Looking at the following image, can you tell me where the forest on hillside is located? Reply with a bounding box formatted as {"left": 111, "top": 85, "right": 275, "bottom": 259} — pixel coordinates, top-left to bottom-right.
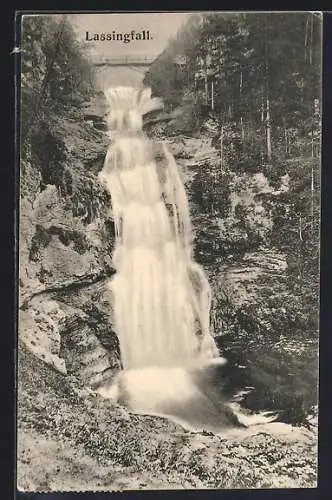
{"left": 20, "top": 15, "right": 111, "bottom": 227}
{"left": 144, "top": 12, "right": 321, "bottom": 423}
{"left": 21, "top": 15, "right": 96, "bottom": 191}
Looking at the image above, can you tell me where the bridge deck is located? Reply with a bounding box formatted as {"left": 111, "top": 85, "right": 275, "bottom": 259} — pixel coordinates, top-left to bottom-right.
{"left": 94, "top": 61, "right": 152, "bottom": 67}
{"left": 91, "top": 55, "right": 157, "bottom": 67}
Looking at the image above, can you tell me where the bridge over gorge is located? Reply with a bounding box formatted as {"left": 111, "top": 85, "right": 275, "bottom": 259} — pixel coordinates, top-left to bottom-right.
{"left": 91, "top": 54, "right": 158, "bottom": 89}
{"left": 92, "top": 54, "right": 157, "bottom": 67}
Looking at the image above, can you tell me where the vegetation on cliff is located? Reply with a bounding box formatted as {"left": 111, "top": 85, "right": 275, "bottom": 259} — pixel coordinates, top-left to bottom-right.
{"left": 144, "top": 12, "right": 321, "bottom": 424}
{"left": 19, "top": 15, "right": 118, "bottom": 384}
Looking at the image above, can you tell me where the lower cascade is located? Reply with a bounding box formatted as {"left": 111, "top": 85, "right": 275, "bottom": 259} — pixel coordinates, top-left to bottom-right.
{"left": 98, "top": 86, "right": 239, "bottom": 432}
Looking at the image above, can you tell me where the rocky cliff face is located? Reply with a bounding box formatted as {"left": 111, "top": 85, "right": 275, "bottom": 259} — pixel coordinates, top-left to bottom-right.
{"left": 145, "top": 121, "right": 318, "bottom": 424}
{"left": 19, "top": 94, "right": 121, "bottom": 388}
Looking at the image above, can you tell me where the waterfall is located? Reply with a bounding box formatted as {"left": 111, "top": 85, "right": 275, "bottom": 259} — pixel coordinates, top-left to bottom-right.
{"left": 98, "top": 86, "right": 233, "bottom": 432}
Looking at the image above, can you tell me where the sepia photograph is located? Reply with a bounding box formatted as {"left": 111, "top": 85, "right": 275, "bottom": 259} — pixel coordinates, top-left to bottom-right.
{"left": 17, "top": 11, "right": 321, "bottom": 491}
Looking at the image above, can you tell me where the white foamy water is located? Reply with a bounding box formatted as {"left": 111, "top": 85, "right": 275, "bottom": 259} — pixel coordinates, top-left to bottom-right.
{"left": 98, "top": 86, "right": 232, "bottom": 431}
{"left": 98, "top": 365, "right": 237, "bottom": 434}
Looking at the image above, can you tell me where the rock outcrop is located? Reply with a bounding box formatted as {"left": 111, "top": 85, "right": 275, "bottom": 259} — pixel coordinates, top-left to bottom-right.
{"left": 19, "top": 94, "right": 121, "bottom": 386}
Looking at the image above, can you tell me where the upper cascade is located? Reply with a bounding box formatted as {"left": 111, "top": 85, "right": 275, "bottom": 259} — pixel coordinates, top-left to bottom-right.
{"left": 104, "top": 86, "right": 164, "bottom": 133}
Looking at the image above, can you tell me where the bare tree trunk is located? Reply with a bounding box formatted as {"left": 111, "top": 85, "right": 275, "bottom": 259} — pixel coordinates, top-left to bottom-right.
{"left": 309, "top": 13, "right": 314, "bottom": 65}
{"left": 261, "top": 96, "right": 265, "bottom": 124}
{"left": 311, "top": 101, "right": 315, "bottom": 231}
{"left": 249, "top": 115, "right": 253, "bottom": 145}
{"left": 211, "top": 80, "right": 214, "bottom": 111}
{"left": 239, "top": 70, "right": 244, "bottom": 141}
{"left": 204, "top": 74, "right": 208, "bottom": 105}
{"left": 240, "top": 116, "right": 245, "bottom": 142}
{"left": 266, "top": 97, "right": 272, "bottom": 160}
{"left": 264, "top": 15, "right": 272, "bottom": 162}
{"left": 304, "top": 15, "right": 309, "bottom": 63}
{"left": 260, "top": 96, "right": 265, "bottom": 162}
{"left": 311, "top": 164, "right": 314, "bottom": 231}
{"left": 240, "top": 71, "right": 243, "bottom": 95}
{"left": 220, "top": 125, "right": 224, "bottom": 170}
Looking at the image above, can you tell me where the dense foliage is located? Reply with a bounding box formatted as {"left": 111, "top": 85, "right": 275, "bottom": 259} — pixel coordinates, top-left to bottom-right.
{"left": 20, "top": 15, "right": 111, "bottom": 224}
{"left": 145, "top": 12, "right": 321, "bottom": 423}
{"left": 21, "top": 15, "right": 95, "bottom": 173}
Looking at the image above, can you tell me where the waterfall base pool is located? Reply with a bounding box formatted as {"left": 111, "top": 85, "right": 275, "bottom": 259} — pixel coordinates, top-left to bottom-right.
{"left": 96, "top": 360, "right": 246, "bottom": 434}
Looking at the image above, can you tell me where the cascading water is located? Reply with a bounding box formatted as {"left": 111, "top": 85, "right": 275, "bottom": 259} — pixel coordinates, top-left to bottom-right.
{"left": 98, "top": 86, "right": 241, "bottom": 433}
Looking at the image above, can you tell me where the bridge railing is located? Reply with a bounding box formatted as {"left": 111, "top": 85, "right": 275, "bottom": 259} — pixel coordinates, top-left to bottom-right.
{"left": 91, "top": 54, "right": 157, "bottom": 65}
